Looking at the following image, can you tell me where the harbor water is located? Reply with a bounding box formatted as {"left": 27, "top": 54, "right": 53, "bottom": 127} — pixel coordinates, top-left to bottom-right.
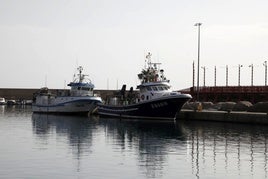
{"left": 1, "top": 106, "right": 268, "bottom": 178}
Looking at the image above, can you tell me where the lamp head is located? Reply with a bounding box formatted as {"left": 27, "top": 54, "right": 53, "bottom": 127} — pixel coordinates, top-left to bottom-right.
{"left": 194, "top": 23, "right": 202, "bottom": 26}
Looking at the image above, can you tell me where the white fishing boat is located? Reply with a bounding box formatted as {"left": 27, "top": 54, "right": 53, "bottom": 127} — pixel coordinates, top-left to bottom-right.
{"left": 32, "top": 66, "right": 102, "bottom": 115}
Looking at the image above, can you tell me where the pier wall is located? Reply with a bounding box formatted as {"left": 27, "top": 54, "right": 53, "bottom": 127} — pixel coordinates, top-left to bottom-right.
{"left": 0, "top": 88, "right": 37, "bottom": 100}
{"left": 178, "top": 110, "right": 268, "bottom": 124}
{"left": 0, "top": 88, "right": 117, "bottom": 100}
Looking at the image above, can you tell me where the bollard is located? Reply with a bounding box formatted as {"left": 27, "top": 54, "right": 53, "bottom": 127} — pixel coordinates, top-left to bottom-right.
{"left": 197, "top": 102, "right": 203, "bottom": 112}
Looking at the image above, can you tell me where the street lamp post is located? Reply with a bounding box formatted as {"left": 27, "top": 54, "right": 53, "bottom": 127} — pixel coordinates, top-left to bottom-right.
{"left": 214, "top": 66, "right": 217, "bottom": 87}
{"left": 238, "top": 64, "right": 243, "bottom": 86}
{"left": 194, "top": 23, "right": 202, "bottom": 101}
{"left": 201, "top": 66, "right": 206, "bottom": 87}
{"left": 226, "top": 65, "right": 228, "bottom": 86}
{"left": 192, "top": 61, "right": 195, "bottom": 88}
{"left": 249, "top": 64, "right": 254, "bottom": 86}
{"left": 264, "top": 61, "right": 267, "bottom": 86}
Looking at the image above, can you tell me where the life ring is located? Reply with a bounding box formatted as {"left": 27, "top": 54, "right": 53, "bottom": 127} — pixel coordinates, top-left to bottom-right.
{"left": 141, "top": 95, "right": 145, "bottom": 100}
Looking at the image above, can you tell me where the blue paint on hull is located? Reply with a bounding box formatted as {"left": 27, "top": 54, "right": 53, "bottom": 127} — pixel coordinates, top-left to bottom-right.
{"left": 98, "top": 96, "right": 190, "bottom": 120}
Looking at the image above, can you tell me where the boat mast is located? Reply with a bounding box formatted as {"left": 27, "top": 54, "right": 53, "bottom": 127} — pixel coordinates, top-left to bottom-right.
{"left": 145, "top": 52, "right": 152, "bottom": 69}
{"left": 77, "top": 66, "right": 83, "bottom": 83}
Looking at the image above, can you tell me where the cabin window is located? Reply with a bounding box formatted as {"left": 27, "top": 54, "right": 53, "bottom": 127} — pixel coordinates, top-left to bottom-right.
{"left": 158, "top": 86, "right": 164, "bottom": 91}
{"left": 81, "top": 87, "right": 89, "bottom": 91}
{"left": 146, "top": 87, "right": 152, "bottom": 91}
{"left": 146, "top": 96, "right": 149, "bottom": 100}
{"left": 78, "top": 87, "right": 81, "bottom": 90}
{"left": 161, "top": 86, "right": 169, "bottom": 90}
{"left": 152, "top": 86, "right": 158, "bottom": 91}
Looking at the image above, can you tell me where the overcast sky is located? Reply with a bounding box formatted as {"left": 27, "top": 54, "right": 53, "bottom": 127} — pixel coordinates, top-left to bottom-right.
{"left": 0, "top": 0, "right": 267, "bottom": 90}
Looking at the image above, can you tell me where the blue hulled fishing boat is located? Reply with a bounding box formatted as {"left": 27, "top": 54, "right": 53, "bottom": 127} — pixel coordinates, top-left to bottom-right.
{"left": 97, "top": 53, "right": 192, "bottom": 120}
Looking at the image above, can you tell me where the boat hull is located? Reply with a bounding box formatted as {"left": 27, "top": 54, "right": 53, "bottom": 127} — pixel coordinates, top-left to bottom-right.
{"left": 97, "top": 95, "right": 191, "bottom": 120}
{"left": 32, "top": 97, "right": 101, "bottom": 115}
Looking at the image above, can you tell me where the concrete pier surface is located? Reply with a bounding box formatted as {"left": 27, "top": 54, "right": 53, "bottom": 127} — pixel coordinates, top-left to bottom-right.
{"left": 177, "top": 109, "right": 268, "bottom": 124}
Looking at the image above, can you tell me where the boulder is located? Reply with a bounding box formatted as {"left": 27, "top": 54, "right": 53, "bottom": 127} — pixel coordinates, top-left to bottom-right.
{"left": 247, "top": 102, "right": 268, "bottom": 113}
{"left": 182, "top": 102, "right": 204, "bottom": 111}
{"left": 201, "top": 102, "right": 214, "bottom": 110}
{"left": 182, "top": 102, "right": 195, "bottom": 110}
{"left": 214, "top": 102, "right": 236, "bottom": 111}
{"left": 232, "top": 101, "right": 253, "bottom": 111}
{"left": 182, "top": 102, "right": 215, "bottom": 111}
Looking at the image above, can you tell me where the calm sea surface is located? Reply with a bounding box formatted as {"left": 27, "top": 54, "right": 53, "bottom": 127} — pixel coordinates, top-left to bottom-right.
{"left": 1, "top": 106, "right": 268, "bottom": 178}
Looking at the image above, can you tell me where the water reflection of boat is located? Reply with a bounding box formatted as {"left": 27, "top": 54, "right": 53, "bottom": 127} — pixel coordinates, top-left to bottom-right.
{"left": 32, "top": 113, "right": 96, "bottom": 153}
{"left": 97, "top": 118, "right": 188, "bottom": 178}
{"left": 32, "top": 66, "right": 102, "bottom": 115}
{"left": 22, "top": 108, "right": 268, "bottom": 178}
{"left": 31, "top": 112, "right": 268, "bottom": 178}
{"left": 32, "top": 113, "right": 187, "bottom": 178}
{"left": 32, "top": 113, "right": 95, "bottom": 134}
{"left": 97, "top": 53, "right": 192, "bottom": 120}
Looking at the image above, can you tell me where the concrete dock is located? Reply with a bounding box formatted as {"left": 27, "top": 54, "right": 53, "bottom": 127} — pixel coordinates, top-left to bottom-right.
{"left": 178, "top": 109, "right": 268, "bottom": 124}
